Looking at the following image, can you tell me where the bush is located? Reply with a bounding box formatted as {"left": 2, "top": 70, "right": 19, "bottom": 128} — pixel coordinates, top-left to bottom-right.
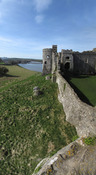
{"left": 0, "top": 67, "right": 9, "bottom": 75}
{"left": 84, "top": 136, "right": 96, "bottom": 145}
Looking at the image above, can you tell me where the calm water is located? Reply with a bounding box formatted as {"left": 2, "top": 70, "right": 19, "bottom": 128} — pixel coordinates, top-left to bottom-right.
{"left": 19, "top": 63, "right": 42, "bottom": 72}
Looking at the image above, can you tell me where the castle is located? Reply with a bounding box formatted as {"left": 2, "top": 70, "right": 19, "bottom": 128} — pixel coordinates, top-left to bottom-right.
{"left": 43, "top": 45, "right": 96, "bottom": 75}
{"left": 35, "top": 45, "right": 96, "bottom": 175}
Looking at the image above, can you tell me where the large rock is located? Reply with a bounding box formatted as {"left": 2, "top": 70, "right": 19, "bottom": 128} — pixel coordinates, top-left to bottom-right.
{"left": 45, "top": 76, "right": 51, "bottom": 80}
{"left": 33, "top": 86, "right": 40, "bottom": 96}
{"left": 33, "top": 138, "right": 96, "bottom": 175}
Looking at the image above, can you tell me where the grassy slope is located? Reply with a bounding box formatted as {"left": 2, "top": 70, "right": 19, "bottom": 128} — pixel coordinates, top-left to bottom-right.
{"left": 70, "top": 75, "right": 96, "bottom": 106}
{"left": 0, "top": 66, "right": 77, "bottom": 174}
{"left": 0, "top": 62, "right": 5, "bottom": 65}
{"left": 0, "top": 65, "right": 36, "bottom": 92}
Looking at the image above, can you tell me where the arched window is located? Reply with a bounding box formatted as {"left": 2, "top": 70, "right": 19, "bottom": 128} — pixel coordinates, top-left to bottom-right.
{"left": 45, "top": 61, "right": 47, "bottom": 64}
{"left": 47, "top": 55, "right": 50, "bottom": 59}
{"left": 64, "top": 62, "right": 70, "bottom": 70}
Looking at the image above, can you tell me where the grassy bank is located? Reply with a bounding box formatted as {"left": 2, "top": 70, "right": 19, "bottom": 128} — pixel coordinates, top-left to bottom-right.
{"left": 0, "top": 65, "right": 36, "bottom": 92}
{"left": 0, "top": 66, "right": 77, "bottom": 174}
{"left": 70, "top": 75, "right": 96, "bottom": 106}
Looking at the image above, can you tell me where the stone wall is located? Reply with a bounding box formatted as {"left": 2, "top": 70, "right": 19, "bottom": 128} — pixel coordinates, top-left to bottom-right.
{"left": 42, "top": 45, "right": 96, "bottom": 75}
{"left": 33, "top": 138, "right": 96, "bottom": 175}
{"left": 61, "top": 50, "right": 74, "bottom": 72}
{"left": 33, "top": 72, "right": 96, "bottom": 175}
{"left": 56, "top": 72, "right": 96, "bottom": 137}
{"left": 73, "top": 52, "right": 96, "bottom": 74}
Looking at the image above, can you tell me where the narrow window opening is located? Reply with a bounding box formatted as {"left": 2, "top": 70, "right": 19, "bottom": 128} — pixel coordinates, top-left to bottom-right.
{"left": 45, "top": 61, "right": 47, "bottom": 64}
{"left": 58, "top": 60, "right": 60, "bottom": 64}
{"left": 47, "top": 55, "right": 50, "bottom": 59}
{"left": 85, "top": 59, "right": 88, "bottom": 63}
{"left": 66, "top": 56, "right": 70, "bottom": 59}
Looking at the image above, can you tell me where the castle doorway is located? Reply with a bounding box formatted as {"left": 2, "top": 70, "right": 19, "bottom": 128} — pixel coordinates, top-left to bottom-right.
{"left": 64, "top": 62, "right": 70, "bottom": 70}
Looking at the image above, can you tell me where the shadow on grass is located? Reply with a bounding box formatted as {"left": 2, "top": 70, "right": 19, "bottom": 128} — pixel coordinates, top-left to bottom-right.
{"left": 0, "top": 74, "right": 19, "bottom": 78}
{"left": 69, "top": 81, "right": 92, "bottom": 106}
{"left": 62, "top": 72, "right": 93, "bottom": 106}
{"left": 71, "top": 75, "right": 90, "bottom": 79}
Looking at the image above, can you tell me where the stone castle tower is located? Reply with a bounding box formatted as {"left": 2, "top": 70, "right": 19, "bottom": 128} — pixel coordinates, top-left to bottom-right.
{"left": 42, "top": 45, "right": 96, "bottom": 75}
{"left": 42, "top": 45, "right": 57, "bottom": 75}
{"left": 60, "top": 49, "right": 73, "bottom": 73}
{"left": 42, "top": 45, "right": 73, "bottom": 75}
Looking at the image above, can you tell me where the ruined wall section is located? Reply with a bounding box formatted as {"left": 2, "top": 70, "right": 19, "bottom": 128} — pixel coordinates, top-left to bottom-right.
{"left": 52, "top": 45, "right": 57, "bottom": 73}
{"left": 73, "top": 52, "right": 96, "bottom": 74}
{"left": 61, "top": 50, "right": 73, "bottom": 73}
{"left": 56, "top": 72, "right": 96, "bottom": 137}
{"left": 57, "top": 52, "right": 61, "bottom": 72}
{"left": 43, "top": 48, "right": 52, "bottom": 75}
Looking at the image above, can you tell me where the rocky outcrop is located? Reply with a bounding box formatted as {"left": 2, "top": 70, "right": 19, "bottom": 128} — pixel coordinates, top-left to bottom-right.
{"left": 33, "top": 138, "right": 96, "bottom": 175}
{"left": 56, "top": 72, "right": 96, "bottom": 137}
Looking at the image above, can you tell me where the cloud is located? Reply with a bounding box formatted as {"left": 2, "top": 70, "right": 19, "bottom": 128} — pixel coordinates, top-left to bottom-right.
{"left": 33, "top": 0, "right": 52, "bottom": 24}
{"left": 0, "top": 12, "right": 1, "bottom": 17}
{"left": 33, "top": 0, "right": 52, "bottom": 12}
{"left": 35, "top": 15, "right": 44, "bottom": 23}
{"left": 0, "top": 36, "right": 12, "bottom": 42}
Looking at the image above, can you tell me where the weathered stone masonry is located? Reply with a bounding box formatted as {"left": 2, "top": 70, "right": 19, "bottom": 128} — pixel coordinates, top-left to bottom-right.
{"left": 56, "top": 72, "right": 96, "bottom": 137}
{"left": 43, "top": 45, "right": 96, "bottom": 75}
{"left": 42, "top": 45, "right": 96, "bottom": 137}
{"left": 32, "top": 72, "right": 96, "bottom": 174}
{"left": 32, "top": 46, "right": 96, "bottom": 175}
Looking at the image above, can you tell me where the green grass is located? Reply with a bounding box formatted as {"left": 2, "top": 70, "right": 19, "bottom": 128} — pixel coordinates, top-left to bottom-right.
{"left": 0, "top": 65, "right": 36, "bottom": 92}
{"left": 72, "top": 135, "right": 79, "bottom": 142}
{"left": 34, "top": 164, "right": 43, "bottom": 173}
{"left": 84, "top": 137, "right": 96, "bottom": 145}
{"left": 0, "top": 62, "right": 5, "bottom": 65}
{"left": 0, "top": 66, "right": 77, "bottom": 174}
{"left": 70, "top": 75, "right": 96, "bottom": 106}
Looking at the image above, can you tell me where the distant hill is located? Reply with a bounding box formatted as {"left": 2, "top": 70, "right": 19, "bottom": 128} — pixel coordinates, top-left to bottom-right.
{"left": 0, "top": 58, "right": 4, "bottom": 64}
{"left": 0, "top": 58, "right": 3, "bottom": 62}
{"left": 2, "top": 58, "right": 42, "bottom": 65}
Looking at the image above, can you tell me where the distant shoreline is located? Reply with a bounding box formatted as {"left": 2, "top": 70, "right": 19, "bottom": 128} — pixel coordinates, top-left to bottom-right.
{"left": 19, "top": 63, "right": 42, "bottom": 72}
{"left": 1, "top": 58, "right": 42, "bottom": 65}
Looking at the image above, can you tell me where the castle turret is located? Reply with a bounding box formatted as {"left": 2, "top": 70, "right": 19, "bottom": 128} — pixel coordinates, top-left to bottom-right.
{"left": 42, "top": 48, "right": 52, "bottom": 75}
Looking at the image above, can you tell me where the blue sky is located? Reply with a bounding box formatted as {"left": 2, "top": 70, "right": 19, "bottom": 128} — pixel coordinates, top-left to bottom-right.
{"left": 0, "top": 0, "right": 96, "bottom": 59}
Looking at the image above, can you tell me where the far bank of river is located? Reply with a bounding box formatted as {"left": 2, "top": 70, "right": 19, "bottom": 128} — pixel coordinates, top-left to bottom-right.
{"left": 19, "top": 63, "right": 42, "bottom": 72}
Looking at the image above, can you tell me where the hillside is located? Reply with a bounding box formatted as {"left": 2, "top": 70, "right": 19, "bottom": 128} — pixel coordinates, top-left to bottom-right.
{"left": 0, "top": 58, "right": 4, "bottom": 64}
{"left": 0, "top": 65, "right": 36, "bottom": 92}
{"left": 0, "top": 66, "right": 77, "bottom": 174}
{"left": 0, "top": 58, "right": 2, "bottom": 62}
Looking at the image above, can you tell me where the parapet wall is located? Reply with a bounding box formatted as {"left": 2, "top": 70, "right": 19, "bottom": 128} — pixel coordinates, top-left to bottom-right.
{"left": 33, "top": 73, "right": 96, "bottom": 175}
{"left": 56, "top": 72, "right": 96, "bottom": 137}
{"left": 73, "top": 53, "right": 96, "bottom": 74}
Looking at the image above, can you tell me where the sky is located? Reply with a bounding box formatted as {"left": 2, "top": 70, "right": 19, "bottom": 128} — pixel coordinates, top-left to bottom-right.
{"left": 0, "top": 0, "right": 96, "bottom": 59}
